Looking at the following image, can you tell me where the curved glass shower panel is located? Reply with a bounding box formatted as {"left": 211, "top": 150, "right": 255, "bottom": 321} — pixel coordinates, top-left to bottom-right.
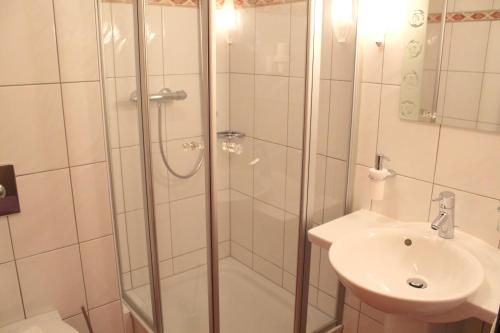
{"left": 145, "top": 2, "right": 211, "bottom": 333}
{"left": 99, "top": 0, "right": 155, "bottom": 324}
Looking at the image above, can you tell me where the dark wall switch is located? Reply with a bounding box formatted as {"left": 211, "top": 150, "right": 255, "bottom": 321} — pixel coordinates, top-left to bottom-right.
{"left": 0, "top": 165, "right": 20, "bottom": 216}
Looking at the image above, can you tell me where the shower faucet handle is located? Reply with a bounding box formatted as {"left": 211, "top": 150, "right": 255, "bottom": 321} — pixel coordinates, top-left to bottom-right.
{"left": 182, "top": 141, "right": 205, "bottom": 152}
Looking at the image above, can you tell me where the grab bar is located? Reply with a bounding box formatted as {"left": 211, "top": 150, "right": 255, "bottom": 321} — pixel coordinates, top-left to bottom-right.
{"left": 129, "top": 88, "right": 188, "bottom": 103}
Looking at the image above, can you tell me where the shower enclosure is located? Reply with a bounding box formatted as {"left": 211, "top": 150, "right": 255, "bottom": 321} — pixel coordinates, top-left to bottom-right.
{"left": 97, "top": 0, "right": 358, "bottom": 331}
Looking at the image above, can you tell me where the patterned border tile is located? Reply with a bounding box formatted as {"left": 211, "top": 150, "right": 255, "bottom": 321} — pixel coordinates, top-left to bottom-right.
{"left": 429, "top": 10, "right": 500, "bottom": 23}
{"left": 102, "top": 0, "right": 304, "bottom": 8}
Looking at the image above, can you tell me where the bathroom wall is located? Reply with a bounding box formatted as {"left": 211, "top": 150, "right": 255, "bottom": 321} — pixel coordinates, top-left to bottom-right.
{"left": 226, "top": 0, "right": 356, "bottom": 321}
{"left": 348, "top": 0, "right": 500, "bottom": 331}
{"left": 0, "top": 0, "right": 124, "bottom": 331}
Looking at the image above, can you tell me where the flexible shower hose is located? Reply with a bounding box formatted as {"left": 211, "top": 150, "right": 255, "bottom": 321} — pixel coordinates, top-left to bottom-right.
{"left": 157, "top": 102, "right": 204, "bottom": 179}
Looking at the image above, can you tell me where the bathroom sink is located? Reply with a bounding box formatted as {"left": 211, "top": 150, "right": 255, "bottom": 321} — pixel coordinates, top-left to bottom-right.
{"left": 328, "top": 226, "right": 485, "bottom": 317}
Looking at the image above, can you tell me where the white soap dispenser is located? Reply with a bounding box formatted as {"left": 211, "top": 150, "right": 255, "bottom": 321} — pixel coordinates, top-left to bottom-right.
{"left": 368, "top": 154, "right": 396, "bottom": 201}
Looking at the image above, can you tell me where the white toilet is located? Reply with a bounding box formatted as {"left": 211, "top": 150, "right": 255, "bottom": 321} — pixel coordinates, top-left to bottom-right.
{"left": 0, "top": 312, "right": 79, "bottom": 333}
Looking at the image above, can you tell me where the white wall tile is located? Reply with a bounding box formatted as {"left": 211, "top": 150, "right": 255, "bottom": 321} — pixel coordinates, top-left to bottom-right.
{"left": 115, "top": 77, "right": 140, "bottom": 147}
{"left": 443, "top": 71, "right": 482, "bottom": 121}
{"left": 116, "top": 214, "right": 130, "bottom": 273}
{"left": 377, "top": 85, "right": 440, "bottom": 182}
{"left": 254, "top": 75, "right": 289, "bottom": 145}
{"left": 285, "top": 148, "right": 302, "bottom": 216}
{"left": 100, "top": 3, "right": 115, "bottom": 79}
{"left": 89, "top": 301, "right": 125, "bottom": 333}
{"left": 230, "top": 8, "right": 256, "bottom": 74}
{"left": 0, "top": 218, "right": 13, "bottom": 264}
{"left": 253, "top": 200, "right": 285, "bottom": 267}
{"left": 120, "top": 145, "right": 145, "bottom": 212}
{"left": 312, "top": 155, "right": 327, "bottom": 224}
{"left": 358, "top": 314, "right": 384, "bottom": 333}
{"left": 331, "top": 27, "right": 356, "bottom": 82}
{"left": 283, "top": 213, "right": 299, "bottom": 273}
{"left": 435, "top": 127, "right": 500, "bottom": 199}
{"left": 288, "top": 77, "right": 305, "bottom": 149}
{"left": 162, "top": 7, "right": 200, "bottom": 74}
{"left": 62, "top": 81, "right": 106, "bottom": 166}
{"left": 53, "top": 0, "right": 99, "bottom": 81}
{"left": 110, "top": 149, "right": 125, "bottom": 213}
{"left": 254, "top": 140, "right": 287, "bottom": 209}
{"left": 323, "top": 158, "right": 347, "bottom": 222}
{"left": 453, "top": 0, "right": 493, "bottom": 11}
{"left": 10, "top": 169, "right": 77, "bottom": 258}
{"left": 448, "top": 21, "right": 490, "bottom": 72}
{"left": 478, "top": 73, "right": 500, "bottom": 125}
{"left": 18, "top": 245, "right": 86, "bottom": 318}
{"left": 0, "top": 0, "right": 59, "bottom": 85}
{"left": 146, "top": 6, "right": 164, "bottom": 76}
{"left": 327, "top": 80, "right": 353, "bottom": 160}
{"left": 65, "top": 314, "right": 90, "bottom": 333}
{"left": 255, "top": 4, "right": 291, "bottom": 75}
{"left": 164, "top": 74, "right": 203, "bottom": 140}
{"left": 173, "top": 248, "right": 206, "bottom": 273}
{"left": 289, "top": 2, "right": 307, "bottom": 77}
{"left": 216, "top": 73, "right": 230, "bottom": 131}
{"left": 155, "top": 202, "right": 172, "bottom": 261}
{"left": 361, "top": 39, "right": 384, "bottom": 83}
{"left": 317, "top": 79, "right": 332, "bottom": 155}
{"left": 125, "top": 209, "right": 148, "bottom": 270}
{"left": 371, "top": 175, "right": 433, "bottom": 221}
{"left": 356, "top": 83, "right": 381, "bottom": 166}
{"left": 485, "top": 21, "right": 500, "bottom": 73}
{"left": 343, "top": 305, "right": 360, "bottom": 333}
{"left": 170, "top": 195, "right": 207, "bottom": 256}
{"left": 80, "top": 236, "right": 120, "bottom": 308}
{"left": 218, "top": 190, "right": 231, "bottom": 242}
{"left": 230, "top": 191, "right": 253, "bottom": 250}
{"left": 318, "top": 248, "right": 338, "bottom": 297}
{"left": 231, "top": 241, "right": 253, "bottom": 267}
{"left": 0, "top": 262, "right": 25, "bottom": 327}
{"left": 151, "top": 143, "right": 170, "bottom": 204}
{"left": 319, "top": 0, "right": 333, "bottom": 79}
{"left": 317, "top": 291, "right": 337, "bottom": 317}
{"left": 430, "top": 185, "right": 500, "bottom": 247}
{"left": 112, "top": 4, "right": 136, "bottom": 77}
{"left": 253, "top": 254, "right": 283, "bottom": 286}
{"left": 230, "top": 74, "right": 255, "bottom": 137}
{"left": 71, "top": 163, "right": 113, "bottom": 242}
{"left": 105, "top": 79, "right": 120, "bottom": 148}
{"left": 230, "top": 137, "right": 254, "bottom": 196}
{"left": 166, "top": 137, "right": 206, "bottom": 200}
{"left": 0, "top": 84, "right": 68, "bottom": 175}
{"left": 352, "top": 165, "right": 372, "bottom": 211}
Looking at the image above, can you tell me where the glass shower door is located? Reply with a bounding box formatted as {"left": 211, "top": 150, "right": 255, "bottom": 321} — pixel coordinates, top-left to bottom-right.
{"left": 99, "top": 0, "right": 212, "bottom": 331}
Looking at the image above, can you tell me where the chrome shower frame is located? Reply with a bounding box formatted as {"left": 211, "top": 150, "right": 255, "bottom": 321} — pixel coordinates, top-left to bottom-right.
{"left": 95, "top": 0, "right": 360, "bottom": 330}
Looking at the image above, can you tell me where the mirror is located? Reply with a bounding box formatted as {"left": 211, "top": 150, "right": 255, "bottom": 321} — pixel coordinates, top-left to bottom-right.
{"left": 399, "top": 0, "right": 500, "bottom": 132}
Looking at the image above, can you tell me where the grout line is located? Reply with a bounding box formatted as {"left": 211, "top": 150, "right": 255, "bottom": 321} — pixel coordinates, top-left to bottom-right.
{"left": 50, "top": 0, "right": 90, "bottom": 312}
{"left": 6, "top": 216, "right": 27, "bottom": 319}
{"left": 0, "top": 80, "right": 101, "bottom": 88}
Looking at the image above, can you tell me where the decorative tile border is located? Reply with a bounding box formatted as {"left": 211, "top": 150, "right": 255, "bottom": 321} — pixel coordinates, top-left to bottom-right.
{"left": 102, "top": 0, "right": 304, "bottom": 8}
{"left": 429, "top": 10, "right": 500, "bottom": 23}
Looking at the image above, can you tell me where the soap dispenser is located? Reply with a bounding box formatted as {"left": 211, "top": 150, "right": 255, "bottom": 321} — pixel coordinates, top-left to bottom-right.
{"left": 368, "top": 154, "right": 396, "bottom": 201}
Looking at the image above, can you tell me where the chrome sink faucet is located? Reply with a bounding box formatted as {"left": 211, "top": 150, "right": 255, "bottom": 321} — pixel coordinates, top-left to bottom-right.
{"left": 431, "top": 191, "right": 455, "bottom": 239}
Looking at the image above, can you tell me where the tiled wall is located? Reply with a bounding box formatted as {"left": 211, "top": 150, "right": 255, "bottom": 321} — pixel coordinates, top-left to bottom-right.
{"left": 347, "top": 0, "right": 500, "bottom": 331}
{"left": 101, "top": 2, "right": 232, "bottom": 296}
{"left": 225, "top": 0, "right": 357, "bottom": 321}
{"left": 0, "top": 0, "right": 124, "bottom": 332}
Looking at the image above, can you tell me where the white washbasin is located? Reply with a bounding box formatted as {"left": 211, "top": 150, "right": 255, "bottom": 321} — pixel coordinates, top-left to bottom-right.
{"left": 328, "top": 226, "right": 485, "bottom": 317}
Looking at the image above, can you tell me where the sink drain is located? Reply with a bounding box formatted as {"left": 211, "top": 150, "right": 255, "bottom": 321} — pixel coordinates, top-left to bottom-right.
{"left": 407, "top": 277, "right": 427, "bottom": 289}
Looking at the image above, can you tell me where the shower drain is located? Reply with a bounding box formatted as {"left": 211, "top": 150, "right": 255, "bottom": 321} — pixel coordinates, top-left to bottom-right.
{"left": 407, "top": 277, "right": 428, "bottom": 289}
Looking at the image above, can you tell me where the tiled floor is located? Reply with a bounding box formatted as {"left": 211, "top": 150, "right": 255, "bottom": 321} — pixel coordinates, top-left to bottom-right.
{"left": 128, "top": 257, "right": 333, "bottom": 333}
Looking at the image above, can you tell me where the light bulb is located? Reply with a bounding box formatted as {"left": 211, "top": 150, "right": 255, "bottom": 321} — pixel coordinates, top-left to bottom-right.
{"left": 217, "top": 0, "right": 237, "bottom": 32}
{"left": 332, "top": 0, "right": 354, "bottom": 43}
